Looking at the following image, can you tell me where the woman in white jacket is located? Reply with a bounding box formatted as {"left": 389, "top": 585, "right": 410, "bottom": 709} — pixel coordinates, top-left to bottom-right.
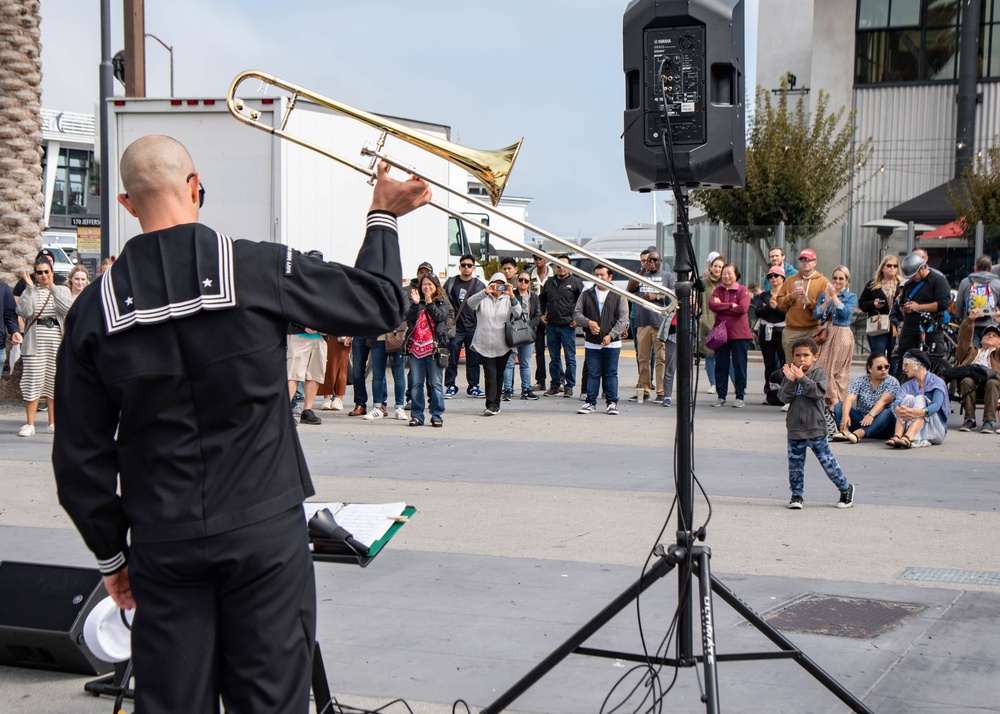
{"left": 468, "top": 272, "right": 522, "bottom": 416}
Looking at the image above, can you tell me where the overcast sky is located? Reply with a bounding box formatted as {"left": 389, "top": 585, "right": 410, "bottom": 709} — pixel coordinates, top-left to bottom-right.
{"left": 39, "top": 0, "right": 757, "bottom": 239}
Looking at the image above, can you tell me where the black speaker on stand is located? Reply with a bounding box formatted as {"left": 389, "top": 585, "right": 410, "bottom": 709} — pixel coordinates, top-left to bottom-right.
{"left": 481, "top": 2, "right": 874, "bottom": 712}
{"left": 623, "top": 0, "right": 746, "bottom": 191}
{"left": 0, "top": 561, "right": 114, "bottom": 676}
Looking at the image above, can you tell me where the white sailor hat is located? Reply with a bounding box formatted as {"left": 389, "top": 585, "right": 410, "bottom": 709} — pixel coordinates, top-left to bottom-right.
{"left": 83, "top": 596, "right": 135, "bottom": 663}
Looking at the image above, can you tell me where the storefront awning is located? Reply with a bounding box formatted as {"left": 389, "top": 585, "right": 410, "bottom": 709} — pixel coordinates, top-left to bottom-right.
{"left": 918, "top": 219, "right": 966, "bottom": 239}
{"left": 884, "top": 178, "right": 965, "bottom": 225}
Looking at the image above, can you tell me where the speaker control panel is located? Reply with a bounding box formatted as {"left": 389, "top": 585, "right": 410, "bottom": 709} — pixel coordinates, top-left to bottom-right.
{"left": 644, "top": 26, "right": 706, "bottom": 146}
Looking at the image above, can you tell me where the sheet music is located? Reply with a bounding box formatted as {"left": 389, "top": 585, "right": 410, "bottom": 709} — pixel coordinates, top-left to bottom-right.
{"left": 303, "top": 501, "right": 407, "bottom": 547}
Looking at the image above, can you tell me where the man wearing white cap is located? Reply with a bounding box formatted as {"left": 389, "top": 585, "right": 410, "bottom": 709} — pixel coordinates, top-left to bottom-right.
{"left": 772, "top": 248, "right": 829, "bottom": 358}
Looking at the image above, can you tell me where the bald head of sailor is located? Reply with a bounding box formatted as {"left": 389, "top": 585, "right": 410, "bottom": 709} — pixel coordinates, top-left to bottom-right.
{"left": 117, "top": 135, "right": 201, "bottom": 233}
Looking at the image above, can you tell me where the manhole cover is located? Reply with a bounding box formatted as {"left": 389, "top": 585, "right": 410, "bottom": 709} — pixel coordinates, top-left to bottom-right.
{"left": 764, "top": 594, "right": 926, "bottom": 639}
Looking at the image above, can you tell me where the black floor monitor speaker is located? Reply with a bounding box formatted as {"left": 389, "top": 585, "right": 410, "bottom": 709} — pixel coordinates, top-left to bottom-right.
{"left": 0, "top": 561, "right": 114, "bottom": 675}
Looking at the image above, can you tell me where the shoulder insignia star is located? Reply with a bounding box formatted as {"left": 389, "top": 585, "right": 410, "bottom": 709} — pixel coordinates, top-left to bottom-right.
{"left": 203, "top": 278, "right": 213, "bottom": 288}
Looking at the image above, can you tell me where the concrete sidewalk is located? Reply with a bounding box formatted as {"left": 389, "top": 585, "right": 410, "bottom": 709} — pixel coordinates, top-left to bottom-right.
{"left": 0, "top": 353, "right": 997, "bottom": 713}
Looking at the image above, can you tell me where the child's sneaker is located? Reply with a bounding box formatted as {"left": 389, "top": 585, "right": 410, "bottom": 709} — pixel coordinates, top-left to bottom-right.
{"left": 836, "top": 484, "right": 855, "bottom": 509}
{"left": 787, "top": 495, "right": 804, "bottom": 509}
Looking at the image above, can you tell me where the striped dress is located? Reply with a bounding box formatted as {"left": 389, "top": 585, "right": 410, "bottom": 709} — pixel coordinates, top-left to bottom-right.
{"left": 20, "top": 289, "right": 63, "bottom": 401}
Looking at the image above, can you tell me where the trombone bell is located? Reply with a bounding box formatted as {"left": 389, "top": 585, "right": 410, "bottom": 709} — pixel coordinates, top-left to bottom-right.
{"left": 227, "top": 70, "right": 521, "bottom": 206}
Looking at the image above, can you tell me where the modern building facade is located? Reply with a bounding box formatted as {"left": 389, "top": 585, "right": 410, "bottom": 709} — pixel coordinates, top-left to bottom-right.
{"left": 756, "top": 0, "right": 1000, "bottom": 279}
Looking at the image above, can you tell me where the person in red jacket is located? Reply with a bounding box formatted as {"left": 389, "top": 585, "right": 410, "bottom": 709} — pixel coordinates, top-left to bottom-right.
{"left": 709, "top": 263, "right": 753, "bottom": 408}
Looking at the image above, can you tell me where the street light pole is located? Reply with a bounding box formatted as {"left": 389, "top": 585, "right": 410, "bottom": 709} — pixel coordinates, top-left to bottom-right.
{"left": 144, "top": 33, "right": 173, "bottom": 97}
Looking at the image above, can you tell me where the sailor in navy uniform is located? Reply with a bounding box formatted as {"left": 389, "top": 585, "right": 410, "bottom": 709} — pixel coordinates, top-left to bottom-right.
{"left": 52, "top": 135, "right": 430, "bottom": 713}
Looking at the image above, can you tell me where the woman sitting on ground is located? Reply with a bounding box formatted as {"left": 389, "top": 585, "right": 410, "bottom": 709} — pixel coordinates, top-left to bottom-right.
{"left": 885, "top": 349, "right": 951, "bottom": 449}
{"left": 831, "top": 352, "right": 899, "bottom": 443}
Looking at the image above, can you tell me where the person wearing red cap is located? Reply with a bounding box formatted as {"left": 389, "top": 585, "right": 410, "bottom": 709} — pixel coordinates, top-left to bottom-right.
{"left": 771, "top": 248, "right": 829, "bottom": 358}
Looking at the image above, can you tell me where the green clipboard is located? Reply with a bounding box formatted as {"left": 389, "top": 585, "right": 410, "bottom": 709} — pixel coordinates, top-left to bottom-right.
{"left": 311, "top": 505, "right": 415, "bottom": 567}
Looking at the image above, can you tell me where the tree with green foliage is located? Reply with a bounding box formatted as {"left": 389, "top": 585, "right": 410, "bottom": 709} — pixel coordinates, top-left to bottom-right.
{"left": 691, "top": 81, "right": 873, "bottom": 266}
{"left": 949, "top": 143, "right": 1000, "bottom": 255}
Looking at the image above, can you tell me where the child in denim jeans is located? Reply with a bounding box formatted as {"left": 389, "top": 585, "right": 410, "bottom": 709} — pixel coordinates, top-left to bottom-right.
{"left": 778, "top": 337, "right": 856, "bottom": 509}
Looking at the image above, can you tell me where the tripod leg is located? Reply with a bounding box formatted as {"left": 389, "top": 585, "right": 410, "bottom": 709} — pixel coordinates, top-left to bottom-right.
{"left": 695, "top": 549, "right": 720, "bottom": 714}
{"left": 710, "top": 575, "right": 875, "bottom": 714}
{"left": 481, "top": 553, "right": 677, "bottom": 714}
{"left": 312, "top": 642, "right": 334, "bottom": 714}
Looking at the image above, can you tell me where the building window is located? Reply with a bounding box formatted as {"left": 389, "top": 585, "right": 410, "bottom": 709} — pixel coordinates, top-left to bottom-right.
{"left": 46, "top": 146, "right": 99, "bottom": 225}
{"left": 855, "top": 0, "right": 999, "bottom": 84}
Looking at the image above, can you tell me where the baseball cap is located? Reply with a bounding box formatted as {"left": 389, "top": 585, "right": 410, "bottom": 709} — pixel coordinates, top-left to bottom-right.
{"left": 417, "top": 261, "right": 433, "bottom": 272}
{"left": 798, "top": 248, "right": 817, "bottom": 261}
{"left": 766, "top": 265, "right": 786, "bottom": 277}
{"left": 983, "top": 324, "right": 1000, "bottom": 338}
{"left": 36, "top": 248, "right": 55, "bottom": 263}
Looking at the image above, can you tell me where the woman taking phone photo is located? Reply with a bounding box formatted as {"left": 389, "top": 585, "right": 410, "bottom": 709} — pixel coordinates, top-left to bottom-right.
{"left": 467, "top": 273, "right": 522, "bottom": 416}
{"left": 858, "top": 255, "right": 900, "bottom": 373}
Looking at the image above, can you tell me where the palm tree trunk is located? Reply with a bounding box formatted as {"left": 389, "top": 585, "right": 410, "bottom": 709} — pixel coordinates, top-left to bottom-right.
{"left": 0, "top": 0, "right": 43, "bottom": 400}
{"left": 0, "top": 0, "right": 44, "bottom": 283}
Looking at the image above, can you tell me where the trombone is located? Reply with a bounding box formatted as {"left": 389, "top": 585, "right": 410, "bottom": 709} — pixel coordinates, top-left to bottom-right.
{"left": 226, "top": 70, "right": 677, "bottom": 317}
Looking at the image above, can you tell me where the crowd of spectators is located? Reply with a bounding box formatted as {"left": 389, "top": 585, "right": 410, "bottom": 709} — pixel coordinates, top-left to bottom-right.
{"left": 3, "top": 243, "right": 998, "bottom": 444}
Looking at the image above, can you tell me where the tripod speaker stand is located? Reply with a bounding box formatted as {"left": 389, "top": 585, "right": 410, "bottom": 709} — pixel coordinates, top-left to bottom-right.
{"left": 480, "top": 201, "right": 875, "bottom": 714}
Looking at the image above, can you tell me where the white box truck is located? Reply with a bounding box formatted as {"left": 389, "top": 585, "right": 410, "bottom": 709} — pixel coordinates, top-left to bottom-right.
{"left": 106, "top": 96, "right": 474, "bottom": 283}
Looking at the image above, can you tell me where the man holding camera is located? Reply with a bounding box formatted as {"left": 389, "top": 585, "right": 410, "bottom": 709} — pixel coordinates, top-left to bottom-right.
{"left": 893, "top": 252, "right": 952, "bottom": 378}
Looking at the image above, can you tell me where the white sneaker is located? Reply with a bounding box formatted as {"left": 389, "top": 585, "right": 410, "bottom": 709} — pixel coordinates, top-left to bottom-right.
{"left": 331, "top": 397, "right": 344, "bottom": 411}
{"left": 577, "top": 403, "right": 597, "bottom": 414}
{"left": 18, "top": 424, "right": 35, "bottom": 437}
{"left": 781, "top": 403, "right": 790, "bottom": 412}
{"left": 394, "top": 407, "right": 407, "bottom": 420}
{"left": 46, "top": 423, "right": 55, "bottom": 434}
{"left": 706, "top": 385, "right": 717, "bottom": 394}
{"left": 363, "top": 407, "right": 385, "bottom": 420}
{"left": 733, "top": 399, "right": 745, "bottom": 408}
{"left": 711, "top": 398, "right": 727, "bottom": 407}
{"left": 320, "top": 398, "right": 335, "bottom": 410}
